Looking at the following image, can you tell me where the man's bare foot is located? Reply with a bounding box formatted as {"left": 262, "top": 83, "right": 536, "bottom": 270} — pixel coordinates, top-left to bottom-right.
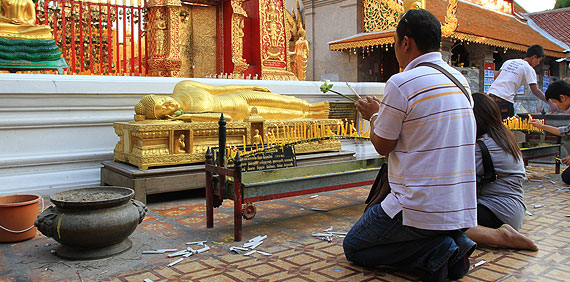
{"left": 498, "top": 224, "right": 538, "bottom": 251}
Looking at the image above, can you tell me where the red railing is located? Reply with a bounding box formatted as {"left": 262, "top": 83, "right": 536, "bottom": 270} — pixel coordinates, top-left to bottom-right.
{"left": 36, "top": 0, "right": 148, "bottom": 76}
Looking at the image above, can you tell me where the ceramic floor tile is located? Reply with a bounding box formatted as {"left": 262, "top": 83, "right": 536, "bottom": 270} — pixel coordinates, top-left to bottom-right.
{"left": 2, "top": 164, "right": 570, "bottom": 281}
{"left": 0, "top": 275, "right": 16, "bottom": 282}
{"left": 141, "top": 213, "right": 158, "bottom": 223}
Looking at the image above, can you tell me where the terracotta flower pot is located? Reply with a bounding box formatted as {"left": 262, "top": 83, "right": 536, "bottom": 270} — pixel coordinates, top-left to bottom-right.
{"left": 0, "top": 194, "right": 41, "bottom": 243}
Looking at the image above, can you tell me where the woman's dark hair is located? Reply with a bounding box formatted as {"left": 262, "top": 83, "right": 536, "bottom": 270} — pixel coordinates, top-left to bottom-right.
{"left": 472, "top": 93, "right": 521, "bottom": 161}
{"left": 396, "top": 9, "right": 441, "bottom": 53}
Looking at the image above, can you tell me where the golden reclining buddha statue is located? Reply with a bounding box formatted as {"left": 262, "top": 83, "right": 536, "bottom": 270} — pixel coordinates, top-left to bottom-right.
{"left": 134, "top": 80, "right": 329, "bottom": 122}
{"left": 115, "top": 80, "right": 340, "bottom": 169}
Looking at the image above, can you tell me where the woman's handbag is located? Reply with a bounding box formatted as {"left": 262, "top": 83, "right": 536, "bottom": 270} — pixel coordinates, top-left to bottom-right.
{"left": 364, "top": 163, "right": 390, "bottom": 212}
{"left": 476, "top": 139, "right": 496, "bottom": 190}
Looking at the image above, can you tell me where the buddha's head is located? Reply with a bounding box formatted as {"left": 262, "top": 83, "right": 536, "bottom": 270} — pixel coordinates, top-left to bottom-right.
{"left": 134, "top": 94, "right": 181, "bottom": 121}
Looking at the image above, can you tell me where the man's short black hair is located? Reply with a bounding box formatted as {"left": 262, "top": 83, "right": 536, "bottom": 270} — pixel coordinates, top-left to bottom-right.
{"left": 396, "top": 9, "right": 441, "bottom": 53}
{"left": 545, "top": 80, "right": 570, "bottom": 102}
{"left": 525, "top": 45, "right": 545, "bottom": 58}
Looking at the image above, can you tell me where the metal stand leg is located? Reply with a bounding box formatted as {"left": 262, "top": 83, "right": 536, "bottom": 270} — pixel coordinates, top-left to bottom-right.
{"left": 205, "top": 149, "right": 214, "bottom": 228}
{"left": 233, "top": 154, "right": 242, "bottom": 242}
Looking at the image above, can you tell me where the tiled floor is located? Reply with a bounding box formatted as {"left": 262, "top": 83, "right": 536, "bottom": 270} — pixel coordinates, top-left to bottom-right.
{"left": 0, "top": 164, "right": 569, "bottom": 282}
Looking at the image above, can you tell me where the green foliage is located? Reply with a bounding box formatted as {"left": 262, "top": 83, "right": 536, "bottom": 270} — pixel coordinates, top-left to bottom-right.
{"left": 555, "top": 0, "right": 570, "bottom": 8}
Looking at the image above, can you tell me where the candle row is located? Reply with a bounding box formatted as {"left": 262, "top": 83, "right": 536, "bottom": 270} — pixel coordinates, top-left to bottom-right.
{"left": 503, "top": 116, "right": 544, "bottom": 132}
{"left": 223, "top": 119, "right": 374, "bottom": 159}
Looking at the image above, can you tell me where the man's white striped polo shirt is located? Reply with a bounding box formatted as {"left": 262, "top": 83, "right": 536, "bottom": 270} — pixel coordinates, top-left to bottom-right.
{"left": 376, "top": 52, "right": 477, "bottom": 231}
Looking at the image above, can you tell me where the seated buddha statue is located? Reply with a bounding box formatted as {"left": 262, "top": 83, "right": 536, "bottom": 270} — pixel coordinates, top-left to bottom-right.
{"left": 0, "top": 0, "right": 64, "bottom": 66}
{"left": 134, "top": 80, "right": 329, "bottom": 122}
{"left": 0, "top": 0, "right": 53, "bottom": 40}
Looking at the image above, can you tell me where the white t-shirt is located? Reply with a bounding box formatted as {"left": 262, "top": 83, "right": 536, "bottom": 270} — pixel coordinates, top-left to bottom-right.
{"left": 376, "top": 52, "right": 477, "bottom": 231}
{"left": 487, "top": 59, "right": 538, "bottom": 103}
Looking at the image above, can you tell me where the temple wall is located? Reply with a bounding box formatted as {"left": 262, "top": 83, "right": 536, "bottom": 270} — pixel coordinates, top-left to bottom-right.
{"left": 304, "top": 0, "right": 360, "bottom": 82}
{"left": 0, "top": 73, "right": 384, "bottom": 196}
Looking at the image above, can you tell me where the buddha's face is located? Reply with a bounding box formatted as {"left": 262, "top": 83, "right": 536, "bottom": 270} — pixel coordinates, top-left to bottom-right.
{"left": 155, "top": 96, "right": 181, "bottom": 117}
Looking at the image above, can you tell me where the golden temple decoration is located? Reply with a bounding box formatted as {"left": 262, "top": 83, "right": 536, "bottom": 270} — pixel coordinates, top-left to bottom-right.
{"left": 0, "top": 0, "right": 53, "bottom": 40}
{"left": 284, "top": 0, "right": 308, "bottom": 81}
{"left": 334, "top": 0, "right": 456, "bottom": 51}
{"left": 114, "top": 118, "right": 343, "bottom": 169}
{"left": 363, "top": 0, "right": 403, "bottom": 33}
{"left": 146, "top": 0, "right": 182, "bottom": 77}
{"left": 259, "top": 0, "right": 297, "bottom": 80}
{"left": 231, "top": 0, "right": 249, "bottom": 75}
{"left": 449, "top": 32, "right": 563, "bottom": 58}
{"left": 115, "top": 80, "right": 342, "bottom": 169}
{"left": 441, "top": 0, "right": 458, "bottom": 37}
{"left": 403, "top": 0, "right": 425, "bottom": 11}
{"left": 329, "top": 35, "right": 395, "bottom": 51}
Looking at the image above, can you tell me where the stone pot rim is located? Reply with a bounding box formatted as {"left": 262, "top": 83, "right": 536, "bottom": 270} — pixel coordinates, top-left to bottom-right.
{"left": 50, "top": 186, "right": 134, "bottom": 210}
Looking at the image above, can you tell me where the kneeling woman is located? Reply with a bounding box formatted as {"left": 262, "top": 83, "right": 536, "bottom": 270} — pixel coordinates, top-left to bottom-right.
{"left": 467, "top": 93, "right": 537, "bottom": 251}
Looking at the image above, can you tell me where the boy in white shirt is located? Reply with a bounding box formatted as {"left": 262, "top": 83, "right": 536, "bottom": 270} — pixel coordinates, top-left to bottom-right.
{"left": 487, "top": 45, "right": 553, "bottom": 119}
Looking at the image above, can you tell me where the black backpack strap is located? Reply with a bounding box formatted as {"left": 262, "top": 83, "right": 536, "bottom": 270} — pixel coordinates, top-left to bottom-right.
{"left": 417, "top": 62, "right": 471, "bottom": 105}
{"left": 477, "top": 139, "right": 496, "bottom": 184}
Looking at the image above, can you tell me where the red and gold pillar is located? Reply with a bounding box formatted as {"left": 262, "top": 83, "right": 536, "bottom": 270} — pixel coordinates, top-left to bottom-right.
{"left": 146, "top": 0, "right": 182, "bottom": 77}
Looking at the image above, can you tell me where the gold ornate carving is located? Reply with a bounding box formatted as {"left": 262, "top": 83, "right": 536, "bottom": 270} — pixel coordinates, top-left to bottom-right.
{"left": 284, "top": 0, "right": 308, "bottom": 81}
{"left": 114, "top": 118, "right": 343, "bottom": 169}
{"left": 342, "top": 0, "right": 457, "bottom": 51}
{"left": 147, "top": 1, "right": 182, "bottom": 77}
{"left": 153, "top": 9, "right": 167, "bottom": 55}
{"left": 403, "top": 0, "right": 425, "bottom": 10}
{"left": 259, "top": 0, "right": 296, "bottom": 80}
{"left": 449, "top": 32, "right": 562, "bottom": 57}
{"left": 231, "top": 0, "right": 249, "bottom": 75}
{"left": 363, "top": 0, "right": 403, "bottom": 33}
{"left": 262, "top": 69, "right": 299, "bottom": 80}
{"left": 114, "top": 128, "right": 124, "bottom": 152}
{"left": 267, "top": 2, "right": 280, "bottom": 48}
{"left": 441, "top": 0, "right": 458, "bottom": 37}
{"left": 114, "top": 120, "right": 250, "bottom": 169}
{"left": 329, "top": 36, "right": 395, "bottom": 51}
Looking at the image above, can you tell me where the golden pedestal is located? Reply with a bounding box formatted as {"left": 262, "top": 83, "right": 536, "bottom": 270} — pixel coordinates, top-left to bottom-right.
{"left": 113, "top": 119, "right": 342, "bottom": 170}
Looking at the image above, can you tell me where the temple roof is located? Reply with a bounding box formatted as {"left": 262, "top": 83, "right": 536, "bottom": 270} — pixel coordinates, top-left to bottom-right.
{"left": 525, "top": 7, "right": 570, "bottom": 51}
{"left": 329, "top": 0, "right": 567, "bottom": 57}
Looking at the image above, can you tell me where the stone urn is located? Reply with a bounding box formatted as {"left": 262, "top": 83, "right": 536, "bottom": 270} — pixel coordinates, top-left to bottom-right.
{"left": 35, "top": 186, "right": 146, "bottom": 260}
